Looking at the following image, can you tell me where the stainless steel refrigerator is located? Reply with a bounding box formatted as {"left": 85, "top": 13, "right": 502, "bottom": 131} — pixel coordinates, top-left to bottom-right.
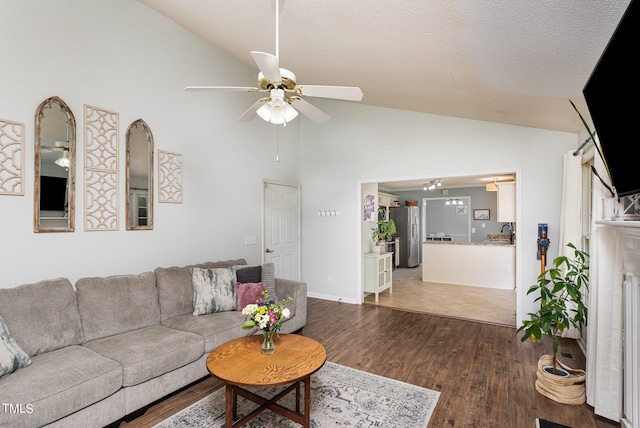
{"left": 390, "top": 206, "right": 420, "bottom": 268}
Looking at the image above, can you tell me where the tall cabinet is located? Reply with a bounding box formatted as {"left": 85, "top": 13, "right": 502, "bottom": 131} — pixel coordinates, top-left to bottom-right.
{"left": 364, "top": 252, "right": 393, "bottom": 302}
{"left": 497, "top": 181, "right": 516, "bottom": 223}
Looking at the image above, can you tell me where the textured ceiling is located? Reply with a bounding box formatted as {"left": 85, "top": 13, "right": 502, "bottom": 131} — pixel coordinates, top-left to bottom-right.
{"left": 139, "top": 0, "right": 630, "bottom": 134}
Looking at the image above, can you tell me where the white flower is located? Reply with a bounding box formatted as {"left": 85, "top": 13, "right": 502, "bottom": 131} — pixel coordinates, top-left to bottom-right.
{"left": 242, "top": 304, "right": 258, "bottom": 315}
{"left": 282, "top": 308, "right": 290, "bottom": 319}
{"left": 257, "top": 313, "right": 269, "bottom": 330}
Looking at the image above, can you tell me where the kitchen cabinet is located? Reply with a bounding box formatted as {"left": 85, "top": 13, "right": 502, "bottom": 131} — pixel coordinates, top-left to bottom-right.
{"left": 364, "top": 252, "right": 393, "bottom": 302}
{"left": 497, "top": 181, "right": 516, "bottom": 223}
{"left": 378, "top": 192, "right": 400, "bottom": 208}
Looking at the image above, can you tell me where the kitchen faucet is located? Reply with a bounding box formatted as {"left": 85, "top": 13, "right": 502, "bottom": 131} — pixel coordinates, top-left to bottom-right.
{"left": 501, "top": 222, "right": 515, "bottom": 244}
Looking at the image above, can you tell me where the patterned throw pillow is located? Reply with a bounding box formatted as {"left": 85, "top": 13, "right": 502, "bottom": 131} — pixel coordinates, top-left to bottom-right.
{"left": 0, "top": 316, "right": 31, "bottom": 377}
{"left": 236, "top": 282, "right": 267, "bottom": 311}
{"left": 261, "top": 262, "right": 277, "bottom": 301}
{"left": 191, "top": 267, "right": 238, "bottom": 315}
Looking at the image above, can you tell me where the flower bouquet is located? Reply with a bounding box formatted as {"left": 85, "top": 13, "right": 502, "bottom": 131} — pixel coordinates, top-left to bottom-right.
{"left": 241, "top": 291, "right": 293, "bottom": 354}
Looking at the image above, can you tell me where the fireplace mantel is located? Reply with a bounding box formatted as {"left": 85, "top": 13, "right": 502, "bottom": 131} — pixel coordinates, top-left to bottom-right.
{"left": 596, "top": 220, "right": 640, "bottom": 428}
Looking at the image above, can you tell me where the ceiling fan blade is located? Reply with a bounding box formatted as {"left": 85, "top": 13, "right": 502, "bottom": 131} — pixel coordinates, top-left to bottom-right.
{"left": 238, "top": 98, "right": 268, "bottom": 122}
{"left": 184, "top": 86, "right": 258, "bottom": 92}
{"left": 296, "top": 85, "right": 364, "bottom": 101}
{"left": 290, "top": 97, "right": 330, "bottom": 124}
{"left": 250, "top": 51, "right": 282, "bottom": 82}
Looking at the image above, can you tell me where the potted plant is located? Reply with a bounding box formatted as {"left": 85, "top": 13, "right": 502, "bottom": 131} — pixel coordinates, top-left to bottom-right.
{"left": 517, "top": 243, "right": 589, "bottom": 378}
{"left": 371, "top": 217, "right": 396, "bottom": 251}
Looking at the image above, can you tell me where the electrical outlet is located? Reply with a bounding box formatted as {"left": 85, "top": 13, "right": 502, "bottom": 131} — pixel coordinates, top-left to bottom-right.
{"left": 327, "top": 275, "right": 333, "bottom": 283}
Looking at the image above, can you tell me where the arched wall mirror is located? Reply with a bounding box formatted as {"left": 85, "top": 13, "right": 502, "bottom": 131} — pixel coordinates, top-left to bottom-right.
{"left": 126, "top": 119, "right": 154, "bottom": 230}
{"left": 34, "top": 96, "right": 76, "bottom": 232}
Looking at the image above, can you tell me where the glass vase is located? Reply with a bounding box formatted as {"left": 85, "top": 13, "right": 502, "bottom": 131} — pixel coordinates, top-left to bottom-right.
{"left": 261, "top": 331, "right": 276, "bottom": 354}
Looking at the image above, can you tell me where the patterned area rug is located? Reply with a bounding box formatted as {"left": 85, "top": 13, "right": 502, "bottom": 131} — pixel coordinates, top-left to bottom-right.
{"left": 154, "top": 361, "right": 440, "bottom": 428}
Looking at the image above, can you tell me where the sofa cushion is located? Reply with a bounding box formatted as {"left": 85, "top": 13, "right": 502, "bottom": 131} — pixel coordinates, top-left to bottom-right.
{"left": 0, "top": 277, "right": 83, "bottom": 356}
{"left": 82, "top": 325, "right": 203, "bottom": 387}
{"left": 236, "top": 282, "right": 267, "bottom": 311}
{"left": 236, "top": 265, "right": 262, "bottom": 283}
{"left": 76, "top": 271, "right": 160, "bottom": 343}
{"left": 0, "top": 316, "right": 31, "bottom": 377}
{"left": 156, "top": 259, "right": 247, "bottom": 321}
{"left": 191, "top": 267, "right": 238, "bottom": 315}
{"left": 162, "top": 311, "right": 252, "bottom": 353}
{"left": 0, "top": 345, "right": 122, "bottom": 428}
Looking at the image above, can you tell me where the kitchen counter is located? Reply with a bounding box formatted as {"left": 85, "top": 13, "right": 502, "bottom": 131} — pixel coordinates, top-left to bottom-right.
{"left": 422, "top": 240, "right": 515, "bottom": 247}
{"left": 422, "top": 241, "right": 515, "bottom": 289}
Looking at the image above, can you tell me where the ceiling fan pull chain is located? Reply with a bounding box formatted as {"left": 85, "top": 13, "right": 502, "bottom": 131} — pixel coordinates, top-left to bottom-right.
{"left": 275, "top": 124, "right": 280, "bottom": 162}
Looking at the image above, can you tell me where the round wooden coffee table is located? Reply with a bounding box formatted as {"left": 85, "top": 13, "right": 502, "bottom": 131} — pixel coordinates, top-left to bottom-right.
{"left": 206, "top": 334, "right": 326, "bottom": 428}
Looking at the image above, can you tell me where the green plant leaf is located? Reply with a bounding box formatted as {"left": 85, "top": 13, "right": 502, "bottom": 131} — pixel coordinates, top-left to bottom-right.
{"left": 569, "top": 99, "right": 615, "bottom": 197}
{"left": 517, "top": 242, "right": 590, "bottom": 360}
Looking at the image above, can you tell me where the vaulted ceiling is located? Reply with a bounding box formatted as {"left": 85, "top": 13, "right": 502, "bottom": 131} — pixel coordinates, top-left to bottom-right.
{"left": 139, "top": 0, "right": 630, "bottom": 134}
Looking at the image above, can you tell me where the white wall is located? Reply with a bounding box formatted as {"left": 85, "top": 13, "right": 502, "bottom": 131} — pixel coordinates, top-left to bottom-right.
{"left": 0, "top": 0, "right": 300, "bottom": 286}
{"left": 299, "top": 100, "right": 578, "bottom": 322}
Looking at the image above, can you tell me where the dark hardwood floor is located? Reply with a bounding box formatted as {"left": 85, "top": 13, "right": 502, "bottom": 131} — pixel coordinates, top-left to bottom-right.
{"left": 121, "top": 298, "right": 620, "bottom": 428}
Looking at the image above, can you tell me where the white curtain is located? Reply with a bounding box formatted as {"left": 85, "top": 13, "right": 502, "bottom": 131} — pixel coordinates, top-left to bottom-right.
{"left": 585, "top": 152, "right": 623, "bottom": 422}
{"left": 558, "top": 150, "right": 583, "bottom": 339}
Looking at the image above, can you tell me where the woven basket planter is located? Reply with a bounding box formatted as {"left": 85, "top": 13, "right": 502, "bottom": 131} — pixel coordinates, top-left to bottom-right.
{"left": 535, "top": 354, "right": 586, "bottom": 405}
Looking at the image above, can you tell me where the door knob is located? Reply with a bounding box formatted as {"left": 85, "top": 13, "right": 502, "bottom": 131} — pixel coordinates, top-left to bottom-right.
{"left": 265, "top": 248, "right": 274, "bottom": 253}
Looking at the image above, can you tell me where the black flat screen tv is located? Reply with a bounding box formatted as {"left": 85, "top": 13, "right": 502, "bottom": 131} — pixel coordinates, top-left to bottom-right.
{"left": 40, "top": 176, "right": 68, "bottom": 211}
{"left": 582, "top": 0, "right": 638, "bottom": 197}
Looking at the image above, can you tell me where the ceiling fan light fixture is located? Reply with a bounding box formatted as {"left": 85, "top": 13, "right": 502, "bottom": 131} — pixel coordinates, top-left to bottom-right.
{"left": 256, "top": 89, "right": 299, "bottom": 124}
{"left": 486, "top": 179, "right": 498, "bottom": 191}
{"left": 55, "top": 151, "right": 70, "bottom": 168}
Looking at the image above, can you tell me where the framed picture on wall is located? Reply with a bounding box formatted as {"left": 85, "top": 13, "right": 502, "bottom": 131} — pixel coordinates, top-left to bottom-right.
{"left": 473, "top": 209, "right": 490, "bottom": 220}
{"left": 363, "top": 194, "right": 376, "bottom": 222}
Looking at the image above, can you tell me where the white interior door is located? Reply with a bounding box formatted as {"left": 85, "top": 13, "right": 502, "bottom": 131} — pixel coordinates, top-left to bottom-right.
{"left": 264, "top": 181, "right": 300, "bottom": 281}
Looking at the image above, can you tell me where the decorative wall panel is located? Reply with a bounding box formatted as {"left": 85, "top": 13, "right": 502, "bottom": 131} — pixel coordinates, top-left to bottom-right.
{"left": 84, "top": 105, "right": 119, "bottom": 230}
{"left": 84, "top": 106, "right": 118, "bottom": 170}
{"left": 0, "top": 118, "right": 24, "bottom": 195}
{"left": 84, "top": 168, "right": 118, "bottom": 230}
{"left": 158, "top": 150, "right": 183, "bottom": 203}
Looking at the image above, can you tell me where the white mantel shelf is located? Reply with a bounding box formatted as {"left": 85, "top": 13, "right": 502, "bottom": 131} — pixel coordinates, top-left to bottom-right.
{"left": 597, "top": 220, "right": 640, "bottom": 228}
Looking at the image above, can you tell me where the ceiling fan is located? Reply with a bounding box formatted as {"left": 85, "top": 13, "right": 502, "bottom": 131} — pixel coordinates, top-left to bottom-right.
{"left": 184, "top": 1, "right": 363, "bottom": 125}
{"left": 41, "top": 141, "right": 69, "bottom": 153}
{"left": 42, "top": 141, "right": 71, "bottom": 168}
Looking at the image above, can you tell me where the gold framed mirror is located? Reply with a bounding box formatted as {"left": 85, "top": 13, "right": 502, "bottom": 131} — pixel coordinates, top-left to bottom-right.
{"left": 126, "top": 119, "right": 154, "bottom": 230}
{"left": 34, "top": 96, "right": 76, "bottom": 232}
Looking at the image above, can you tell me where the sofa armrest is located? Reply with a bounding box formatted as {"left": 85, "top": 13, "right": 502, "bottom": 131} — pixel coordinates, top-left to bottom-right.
{"left": 275, "top": 278, "right": 307, "bottom": 332}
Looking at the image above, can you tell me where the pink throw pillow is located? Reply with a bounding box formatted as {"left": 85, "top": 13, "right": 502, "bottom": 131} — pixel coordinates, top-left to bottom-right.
{"left": 236, "top": 282, "right": 267, "bottom": 311}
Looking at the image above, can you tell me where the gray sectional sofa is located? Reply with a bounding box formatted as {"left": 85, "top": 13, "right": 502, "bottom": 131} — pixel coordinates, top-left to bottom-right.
{"left": 0, "top": 259, "right": 307, "bottom": 428}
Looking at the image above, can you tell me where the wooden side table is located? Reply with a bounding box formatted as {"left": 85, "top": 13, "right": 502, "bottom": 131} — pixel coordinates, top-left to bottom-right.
{"left": 206, "top": 334, "right": 326, "bottom": 428}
